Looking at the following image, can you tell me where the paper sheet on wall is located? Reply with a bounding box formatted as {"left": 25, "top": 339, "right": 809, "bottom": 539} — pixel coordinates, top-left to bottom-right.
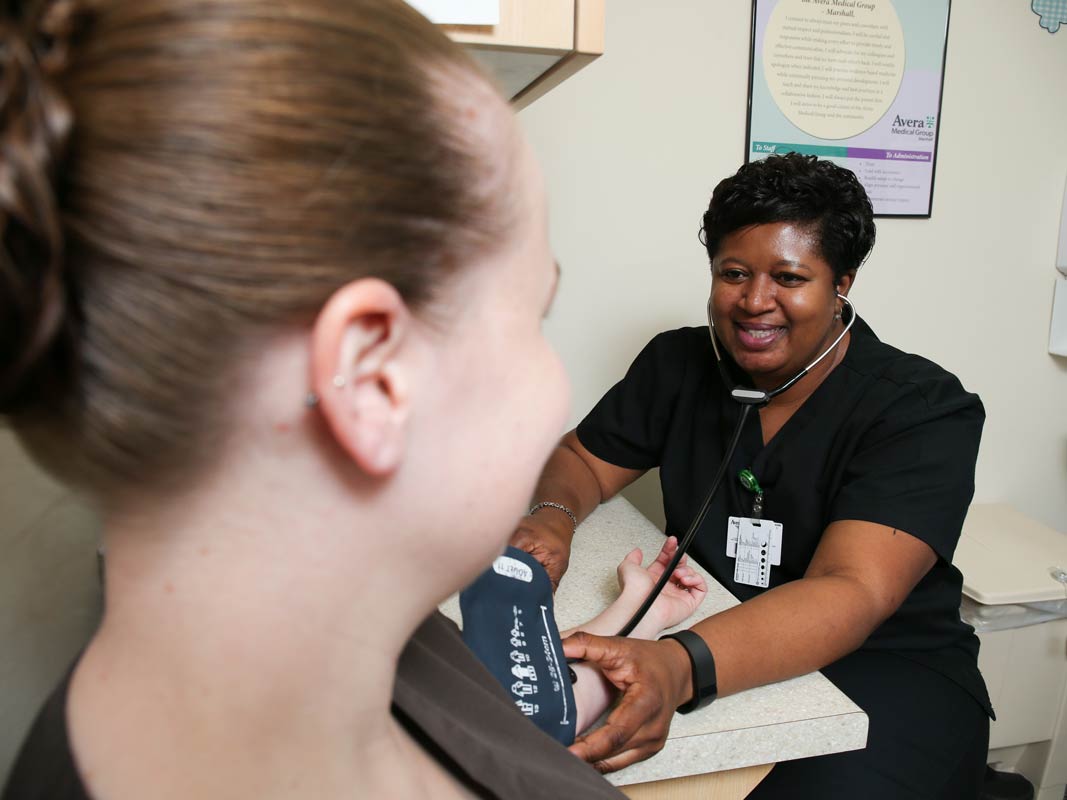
{"left": 404, "top": 0, "right": 499, "bottom": 25}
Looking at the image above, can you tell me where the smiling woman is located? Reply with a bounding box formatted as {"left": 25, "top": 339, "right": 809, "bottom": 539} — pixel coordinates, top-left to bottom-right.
{"left": 512, "top": 154, "right": 992, "bottom": 799}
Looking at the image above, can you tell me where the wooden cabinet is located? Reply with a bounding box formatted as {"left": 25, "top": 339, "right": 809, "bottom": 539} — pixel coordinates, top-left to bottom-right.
{"left": 442, "top": 0, "right": 604, "bottom": 109}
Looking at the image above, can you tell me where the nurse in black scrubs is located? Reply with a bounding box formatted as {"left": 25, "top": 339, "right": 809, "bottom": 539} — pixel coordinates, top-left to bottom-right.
{"left": 512, "top": 153, "right": 992, "bottom": 799}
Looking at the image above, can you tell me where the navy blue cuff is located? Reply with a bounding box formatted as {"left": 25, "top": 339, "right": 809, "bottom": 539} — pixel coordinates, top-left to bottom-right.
{"left": 460, "top": 547, "right": 577, "bottom": 745}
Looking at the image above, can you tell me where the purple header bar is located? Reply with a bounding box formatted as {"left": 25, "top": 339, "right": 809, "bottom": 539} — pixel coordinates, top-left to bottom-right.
{"left": 847, "top": 147, "right": 932, "bottom": 163}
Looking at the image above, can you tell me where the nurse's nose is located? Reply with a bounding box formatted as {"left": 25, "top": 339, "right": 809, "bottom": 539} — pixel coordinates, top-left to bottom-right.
{"left": 739, "top": 273, "right": 776, "bottom": 314}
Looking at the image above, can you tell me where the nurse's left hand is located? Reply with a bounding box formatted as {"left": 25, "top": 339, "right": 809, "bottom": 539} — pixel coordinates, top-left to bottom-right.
{"left": 562, "top": 633, "right": 691, "bottom": 772}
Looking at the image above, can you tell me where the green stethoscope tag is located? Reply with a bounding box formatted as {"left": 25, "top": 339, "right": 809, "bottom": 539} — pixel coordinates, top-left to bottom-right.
{"left": 738, "top": 469, "right": 764, "bottom": 520}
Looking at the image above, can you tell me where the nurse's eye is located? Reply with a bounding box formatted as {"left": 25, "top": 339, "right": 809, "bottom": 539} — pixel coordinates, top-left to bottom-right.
{"left": 718, "top": 268, "right": 747, "bottom": 282}
{"left": 776, "top": 272, "right": 807, "bottom": 286}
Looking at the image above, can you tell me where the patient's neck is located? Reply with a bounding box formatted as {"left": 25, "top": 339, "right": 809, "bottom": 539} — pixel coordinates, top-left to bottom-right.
{"left": 67, "top": 478, "right": 463, "bottom": 799}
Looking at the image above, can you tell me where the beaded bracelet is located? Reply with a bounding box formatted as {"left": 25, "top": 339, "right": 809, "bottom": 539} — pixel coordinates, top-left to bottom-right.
{"left": 528, "top": 501, "right": 578, "bottom": 533}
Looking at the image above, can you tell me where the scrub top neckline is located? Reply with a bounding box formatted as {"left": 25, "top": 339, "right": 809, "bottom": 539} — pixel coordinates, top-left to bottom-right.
{"left": 733, "top": 321, "right": 865, "bottom": 472}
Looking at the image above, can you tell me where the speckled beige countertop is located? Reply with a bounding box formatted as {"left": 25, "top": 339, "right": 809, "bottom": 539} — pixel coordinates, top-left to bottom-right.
{"left": 441, "top": 495, "right": 868, "bottom": 788}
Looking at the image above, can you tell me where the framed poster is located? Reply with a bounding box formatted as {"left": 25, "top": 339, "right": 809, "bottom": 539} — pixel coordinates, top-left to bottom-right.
{"left": 746, "top": 0, "right": 951, "bottom": 218}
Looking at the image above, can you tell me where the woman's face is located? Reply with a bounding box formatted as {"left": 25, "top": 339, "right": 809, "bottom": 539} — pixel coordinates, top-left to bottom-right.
{"left": 414, "top": 124, "right": 569, "bottom": 586}
{"left": 709, "top": 222, "right": 852, "bottom": 390}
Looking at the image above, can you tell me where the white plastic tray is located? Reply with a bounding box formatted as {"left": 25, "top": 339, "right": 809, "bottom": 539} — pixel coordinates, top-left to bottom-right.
{"left": 956, "top": 504, "right": 1067, "bottom": 605}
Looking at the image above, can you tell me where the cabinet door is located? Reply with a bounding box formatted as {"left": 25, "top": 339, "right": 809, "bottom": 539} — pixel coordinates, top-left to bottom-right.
{"left": 979, "top": 621, "right": 1067, "bottom": 749}
{"left": 443, "top": 0, "right": 605, "bottom": 108}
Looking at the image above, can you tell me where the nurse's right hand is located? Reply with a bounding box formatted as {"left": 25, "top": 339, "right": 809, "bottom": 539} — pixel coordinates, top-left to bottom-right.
{"left": 562, "top": 632, "right": 692, "bottom": 772}
{"left": 509, "top": 513, "right": 573, "bottom": 591}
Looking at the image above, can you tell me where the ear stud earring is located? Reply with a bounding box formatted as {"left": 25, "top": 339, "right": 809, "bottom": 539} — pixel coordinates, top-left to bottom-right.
{"left": 305, "top": 375, "right": 347, "bottom": 408}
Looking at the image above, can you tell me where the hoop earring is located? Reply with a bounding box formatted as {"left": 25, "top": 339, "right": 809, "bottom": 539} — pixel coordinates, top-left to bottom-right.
{"left": 834, "top": 291, "right": 847, "bottom": 321}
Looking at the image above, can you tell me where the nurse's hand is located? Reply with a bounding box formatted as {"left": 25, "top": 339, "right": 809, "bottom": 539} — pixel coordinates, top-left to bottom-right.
{"left": 509, "top": 513, "right": 573, "bottom": 590}
{"left": 562, "top": 633, "right": 692, "bottom": 772}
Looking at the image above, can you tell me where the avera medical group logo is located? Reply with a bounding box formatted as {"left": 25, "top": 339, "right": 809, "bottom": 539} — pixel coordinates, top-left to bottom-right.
{"left": 890, "top": 113, "right": 936, "bottom": 141}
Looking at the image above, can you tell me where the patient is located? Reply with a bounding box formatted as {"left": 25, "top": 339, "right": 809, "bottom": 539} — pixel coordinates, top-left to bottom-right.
{"left": 1, "top": 1, "right": 628, "bottom": 798}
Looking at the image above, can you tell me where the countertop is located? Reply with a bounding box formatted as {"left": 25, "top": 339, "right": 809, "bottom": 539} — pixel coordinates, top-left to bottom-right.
{"left": 441, "top": 495, "right": 868, "bottom": 787}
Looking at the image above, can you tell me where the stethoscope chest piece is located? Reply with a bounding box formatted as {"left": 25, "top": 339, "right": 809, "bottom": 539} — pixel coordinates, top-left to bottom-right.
{"left": 731, "top": 388, "right": 770, "bottom": 407}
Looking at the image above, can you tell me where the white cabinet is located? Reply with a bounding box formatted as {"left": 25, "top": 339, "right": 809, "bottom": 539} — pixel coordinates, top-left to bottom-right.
{"left": 979, "top": 621, "right": 1067, "bottom": 751}
{"left": 957, "top": 504, "right": 1067, "bottom": 800}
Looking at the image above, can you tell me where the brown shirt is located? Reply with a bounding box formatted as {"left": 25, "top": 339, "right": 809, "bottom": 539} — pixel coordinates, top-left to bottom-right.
{"left": 3, "top": 612, "right": 624, "bottom": 800}
{"left": 393, "top": 612, "right": 626, "bottom": 799}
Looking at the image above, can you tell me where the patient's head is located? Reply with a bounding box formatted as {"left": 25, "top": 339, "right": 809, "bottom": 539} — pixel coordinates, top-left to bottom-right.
{"left": 0, "top": 0, "right": 568, "bottom": 577}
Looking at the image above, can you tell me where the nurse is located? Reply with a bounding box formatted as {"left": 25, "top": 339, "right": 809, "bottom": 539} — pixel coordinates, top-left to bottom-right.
{"left": 514, "top": 154, "right": 992, "bottom": 799}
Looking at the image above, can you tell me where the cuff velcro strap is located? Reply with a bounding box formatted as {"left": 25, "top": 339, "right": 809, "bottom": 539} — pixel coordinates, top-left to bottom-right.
{"left": 660, "top": 630, "right": 717, "bottom": 714}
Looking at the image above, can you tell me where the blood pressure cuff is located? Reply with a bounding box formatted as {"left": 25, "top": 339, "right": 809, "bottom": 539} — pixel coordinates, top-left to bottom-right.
{"left": 460, "top": 546, "right": 577, "bottom": 746}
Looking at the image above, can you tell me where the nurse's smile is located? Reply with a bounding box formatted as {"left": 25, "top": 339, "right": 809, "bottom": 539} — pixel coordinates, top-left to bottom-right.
{"left": 734, "top": 322, "right": 786, "bottom": 350}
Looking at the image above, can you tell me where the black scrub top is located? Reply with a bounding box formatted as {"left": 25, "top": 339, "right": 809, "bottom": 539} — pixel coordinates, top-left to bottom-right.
{"left": 576, "top": 317, "right": 992, "bottom": 716}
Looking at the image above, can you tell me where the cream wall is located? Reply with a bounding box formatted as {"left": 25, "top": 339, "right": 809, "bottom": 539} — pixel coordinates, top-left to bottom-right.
{"left": 519, "top": 0, "right": 1067, "bottom": 534}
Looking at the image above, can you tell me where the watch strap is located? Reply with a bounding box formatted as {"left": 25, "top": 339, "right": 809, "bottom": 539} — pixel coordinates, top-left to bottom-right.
{"left": 660, "top": 630, "right": 717, "bottom": 713}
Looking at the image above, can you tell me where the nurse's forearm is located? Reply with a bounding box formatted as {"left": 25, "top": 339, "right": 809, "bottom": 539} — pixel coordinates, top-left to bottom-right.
{"left": 510, "top": 435, "right": 606, "bottom": 588}
{"left": 530, "top": 430, "right": 648, "bottom": 526}
{"left": 688, "top": 574, "right": 884, "bottom": 698}
{"left": 529, "top": 434, "right": 607, "bottom": 526}
{"left": 514, "top": 431, "right": 646, "bottom": 588}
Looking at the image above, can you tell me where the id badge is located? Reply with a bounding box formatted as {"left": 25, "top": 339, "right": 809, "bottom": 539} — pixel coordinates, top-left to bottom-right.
{"left": 727, "top": 516, "right": 783, "bottom": 588}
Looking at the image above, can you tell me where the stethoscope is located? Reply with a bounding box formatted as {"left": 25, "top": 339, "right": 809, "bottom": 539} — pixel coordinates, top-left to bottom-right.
{"left": 612, "top": 293, "right": 856, "bottom": 636}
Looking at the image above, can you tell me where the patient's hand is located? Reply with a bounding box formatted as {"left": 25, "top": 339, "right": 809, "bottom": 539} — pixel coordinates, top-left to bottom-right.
{"left": 616, "top": 537, "right": 707, "bottom": 636}
{"left": 563, "top": 537, "right": 708, "bottom": 734}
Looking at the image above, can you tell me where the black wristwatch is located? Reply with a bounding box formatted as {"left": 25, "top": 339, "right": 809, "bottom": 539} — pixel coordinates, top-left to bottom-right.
{"left": 660, "top": 630, "right": 718, "bottom": 713}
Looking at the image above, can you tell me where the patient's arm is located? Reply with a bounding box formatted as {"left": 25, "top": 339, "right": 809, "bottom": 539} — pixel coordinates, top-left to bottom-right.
{"left": 564, "top": 537, "right": 707, "bottom": 733}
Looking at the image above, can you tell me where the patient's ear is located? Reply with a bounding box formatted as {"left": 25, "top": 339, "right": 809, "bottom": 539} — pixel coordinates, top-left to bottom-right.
{"left": 310, "top": 278, "right": 411, "bottom": 476}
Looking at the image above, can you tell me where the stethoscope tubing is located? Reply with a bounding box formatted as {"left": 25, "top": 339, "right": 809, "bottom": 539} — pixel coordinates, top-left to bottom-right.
{"left": 611, "top": 293, "right": 857, "bottom": 638}
{"left": 614, "top": 403, "right": 753, "bottom": 637}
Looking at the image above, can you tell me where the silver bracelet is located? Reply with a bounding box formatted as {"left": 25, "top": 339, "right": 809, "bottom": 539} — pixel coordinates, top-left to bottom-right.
{"left": 528, "top": 501, "right": 578, "bottom": 533}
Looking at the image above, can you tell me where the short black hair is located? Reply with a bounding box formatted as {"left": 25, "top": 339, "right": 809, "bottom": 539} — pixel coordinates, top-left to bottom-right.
{"left": 699, "top": 153, "right": 875, "bottom": 283}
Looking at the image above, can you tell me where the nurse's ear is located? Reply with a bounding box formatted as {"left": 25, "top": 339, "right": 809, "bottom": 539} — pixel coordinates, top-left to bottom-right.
{"left": 835, "top": 270, "right": 857, "bottom": 297}
{"left": 309, "top": 278, "right": 412, "bottom": 476}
